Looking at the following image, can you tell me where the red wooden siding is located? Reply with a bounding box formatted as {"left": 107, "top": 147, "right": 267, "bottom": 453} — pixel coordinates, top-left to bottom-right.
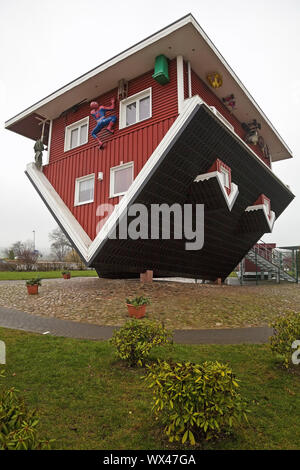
{"left": 190, "top": 69, "right": 271, "bottom": 167}
{"left": 44, "top": 59, "right": 178, "bottom": 240}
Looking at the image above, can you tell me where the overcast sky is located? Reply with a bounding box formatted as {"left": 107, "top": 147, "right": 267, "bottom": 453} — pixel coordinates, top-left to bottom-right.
{"left": 0, "top": 0, "right": 299, "bottom": 254}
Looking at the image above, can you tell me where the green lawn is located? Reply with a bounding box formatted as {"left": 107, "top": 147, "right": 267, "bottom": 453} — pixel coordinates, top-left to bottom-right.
{"left": 0, "top": 327, "right": 299, "bottom": 450}
{"left": 0, "top": 270, "right": 97, "bottom": 280}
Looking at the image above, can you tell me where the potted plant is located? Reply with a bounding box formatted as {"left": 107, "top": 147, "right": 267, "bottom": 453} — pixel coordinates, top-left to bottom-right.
{"left": 62, "top": 271, "right": 71, "bottom": 279}
{"left": 26, "top": 278, "right": 42, "bottom": 295}
{"left": 126, "top": 296, "right": 150, "bottom": 319}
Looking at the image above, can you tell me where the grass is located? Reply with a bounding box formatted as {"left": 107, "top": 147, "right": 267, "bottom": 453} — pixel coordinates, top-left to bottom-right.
{"left": 0, "top": 270, "right": 97, "bottom": 280}
{"left": 0, "top": 327, "right": 299, "bottom": 450}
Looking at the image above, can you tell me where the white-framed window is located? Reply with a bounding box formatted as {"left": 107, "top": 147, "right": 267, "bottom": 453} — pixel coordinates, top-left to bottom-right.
{"left": 74, "top": 174, "right": 95, "bottom": 206}
{"left": 119, "top": 88, "right": 152, "bottom": 129}
{"left": 263, "top": 197, "right": 271, "bottom": 216}
{"left": 65, "top": 117, "right": 89, "bottom": 152}
{"left": 220, "top": 167, "right": 230, "bottom": 189}
{"left": 110, "top": 162, "right": 134, "bottom": 197}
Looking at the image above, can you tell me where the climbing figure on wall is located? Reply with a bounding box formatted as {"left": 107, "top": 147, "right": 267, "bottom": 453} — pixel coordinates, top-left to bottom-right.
{"left": 90, "top": 97, "right": 117, "bottom": 150}
{"left": 33, "top": 119, "right": 48, "bottom": 169}
{"left": 34, "top": 138, "right": 45, "bottom": 169}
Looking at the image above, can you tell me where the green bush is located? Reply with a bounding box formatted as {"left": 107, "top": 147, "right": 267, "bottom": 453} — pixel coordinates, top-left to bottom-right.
{"left": 269, "top": 311, "right": 300, "bottom": 368}
{"left": 144, "top": 360, "right": 249, "bottom": 445}
{"left": 0, "top": 370, "right": 54, "bottom": 450}
{"left": 110, "top": 319, "right": 173, "bottom": 367}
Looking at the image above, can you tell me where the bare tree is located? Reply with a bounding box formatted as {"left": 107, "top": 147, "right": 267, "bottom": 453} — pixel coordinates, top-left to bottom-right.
{"left": 49, "top": 227, "right": 72, "bottom": 261}
{"left": 19, "top": 243, "right": 39, "bottom": 271}
{"left": 9, "top": 241, "right": 39, "bottom": 270}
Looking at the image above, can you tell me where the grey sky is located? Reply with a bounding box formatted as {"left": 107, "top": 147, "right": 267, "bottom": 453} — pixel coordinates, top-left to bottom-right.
{"left": 0, "top": 0, "right": 299, "bottom": 253}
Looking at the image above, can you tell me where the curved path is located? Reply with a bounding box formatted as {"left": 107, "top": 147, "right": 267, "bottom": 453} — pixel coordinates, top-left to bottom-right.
{"left": 0, "top": 306, "right": 273, "bottom": 344}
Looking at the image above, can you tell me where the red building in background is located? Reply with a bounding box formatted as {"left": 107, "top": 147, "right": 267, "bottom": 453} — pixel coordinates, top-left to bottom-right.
{"left": 5, "top": 14, "right": 294, "bottom": 280}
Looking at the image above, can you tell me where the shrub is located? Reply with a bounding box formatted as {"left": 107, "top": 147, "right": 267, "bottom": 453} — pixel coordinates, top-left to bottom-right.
{"left": 0, "top": 371, "right": 54, "bottom": 450}
{"left": 110, "top": 319, "right": 172, "bottom": 367}
{"left": 125, "top": 296, "right": 150, "bottom": 307}
{"left": 269, "top": 311, "right": 300, "bottom": 368}
{"left": 144, "top": 360, "right": 249, "bottom": 445}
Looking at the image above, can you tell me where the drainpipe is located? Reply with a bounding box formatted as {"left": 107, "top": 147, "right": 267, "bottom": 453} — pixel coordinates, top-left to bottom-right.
{"left": 46, "top": 119, "right": 53, "bottom": 166}
{"left": 176, "top": 55, "right": 184, "bottom": 114}
{"left": 187, "top": 61, "right": 192, "bottom": 98}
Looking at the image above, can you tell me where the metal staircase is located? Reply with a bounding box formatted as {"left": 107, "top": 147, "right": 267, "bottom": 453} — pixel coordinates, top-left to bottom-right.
{"left": 244, "top": 241, "right": 298, "bottom": 283}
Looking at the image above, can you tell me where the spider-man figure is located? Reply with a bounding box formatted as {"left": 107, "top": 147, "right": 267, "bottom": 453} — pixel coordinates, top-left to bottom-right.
{"left": 90, "top": 98, "right": 117, "bottom": 149}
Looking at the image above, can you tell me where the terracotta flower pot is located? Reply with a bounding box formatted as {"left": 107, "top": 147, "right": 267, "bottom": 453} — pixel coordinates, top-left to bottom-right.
{"left": 27, "top": 284, "right": 39, "bottom": 295}
{"left": 126, "top": 304, "right": 146, "bottom": 319}
{"left": 63, "top": 274, "right": 71, "bottom": 279}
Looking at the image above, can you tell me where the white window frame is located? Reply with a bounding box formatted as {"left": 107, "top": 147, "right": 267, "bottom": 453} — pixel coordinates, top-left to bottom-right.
{"left": 263, "top": 197, "right": 271, "bottom": 217}
{"left": 110, "top": 162, "right": 134, "bottom": 198}
{"left": 119, "top": 88, "right": 152, "bottom": 129}
{"left": 74, "top": 173, "right": 95, "bottom": 207}
{"left": 64, "top": 116, "right": 89, "bottom": 152}
{"left": 220, "top": 166, "right": 230, "bottom": 189}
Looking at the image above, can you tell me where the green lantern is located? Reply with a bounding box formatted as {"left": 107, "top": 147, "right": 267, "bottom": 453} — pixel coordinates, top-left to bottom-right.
{"left": 152, "top": 54, "right": 170, "bottom": 85}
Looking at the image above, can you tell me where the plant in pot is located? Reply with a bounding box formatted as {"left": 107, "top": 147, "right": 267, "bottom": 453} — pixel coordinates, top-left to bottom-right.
{"left": 126, "top": 296, "right": 150, "bottom": 319}
{"left": 26, "top": 278, "right": 42, "bottom": 295}
{"left": 62, "top": 271, "right": 71, "bottom": 280}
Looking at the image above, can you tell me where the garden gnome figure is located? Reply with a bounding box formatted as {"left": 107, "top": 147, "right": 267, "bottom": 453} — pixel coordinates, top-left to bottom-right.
{"left": 90, "top": 97, "right": 117, "bottom": 150}
{"left": 34, "top": 138, "right": 45, "bottom": 169}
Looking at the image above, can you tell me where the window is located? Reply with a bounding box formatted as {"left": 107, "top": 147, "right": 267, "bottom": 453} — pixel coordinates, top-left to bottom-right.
{"left": 65, "top": 117, "right": 89, "bottom": 151}
{"left": 220, "top": 167, "right": 230, "bottom": 189}
{"left": 110, "top": 162, "right": 134, "bottom": 197}
{"left": 74, "top": 174, "right": 95, "bottom": 206}
{"left": 119, "top": 88, "right": 151, "bottom": 129}
{"left": 263, "top": 197, "right": 271, "bottom": 218}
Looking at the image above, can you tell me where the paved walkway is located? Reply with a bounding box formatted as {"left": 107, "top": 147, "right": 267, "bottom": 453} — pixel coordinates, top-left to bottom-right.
{"left": 0, "top": 306, "right": 273, "bottom": 344}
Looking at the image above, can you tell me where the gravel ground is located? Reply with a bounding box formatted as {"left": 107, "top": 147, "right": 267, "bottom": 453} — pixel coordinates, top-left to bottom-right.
{"left": 0, "top": 277, "right": 299, "bottom": 329}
